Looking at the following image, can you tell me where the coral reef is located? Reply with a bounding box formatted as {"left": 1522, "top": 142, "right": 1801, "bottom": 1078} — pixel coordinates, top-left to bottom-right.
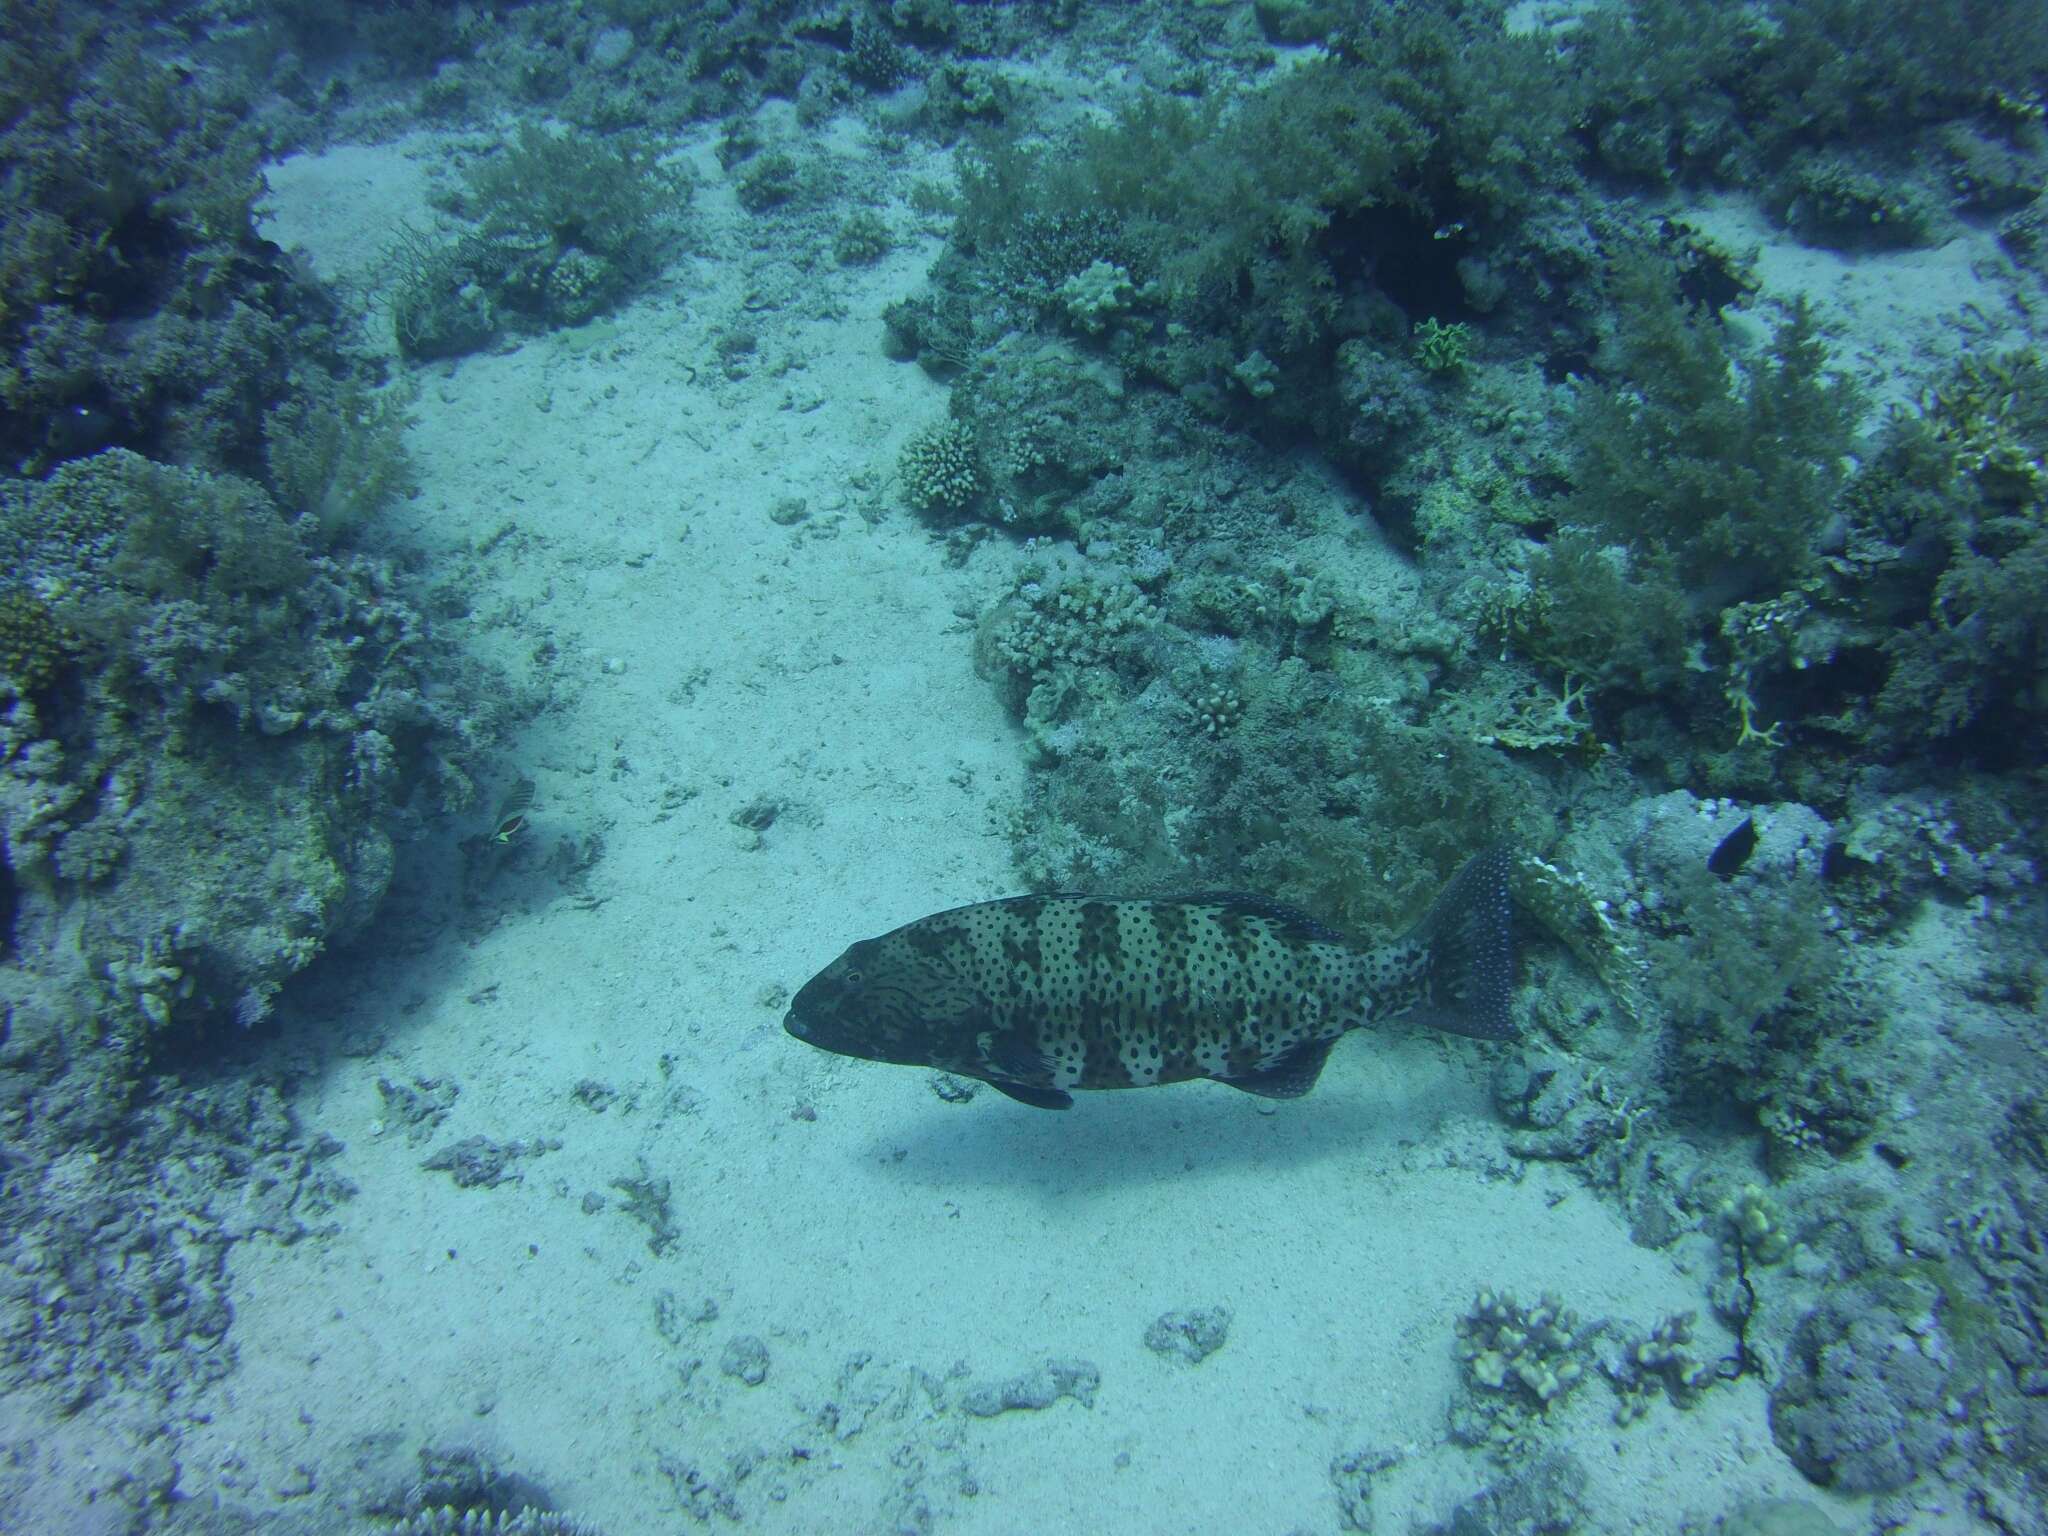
{"left": 1769, "top": 1278, "right": 1965, "bottom": 1494}
{"left": 1421, "top": 1451, "right": 1585, "bottom": 1536}
{"left": 959, "top": 1358, "right": 1099, "bottom": 1417}
{"left": 386, "top": 1511, "right": 605, "bottom": 1536}
{"left": 0, "top": 12, "right": 317, "bottom": 471}
{"left": 0, "top": 448, "right": 497, "bottom": 1045}
{"left": 5, "top": 1, "right": 2047, "bottom": 1527}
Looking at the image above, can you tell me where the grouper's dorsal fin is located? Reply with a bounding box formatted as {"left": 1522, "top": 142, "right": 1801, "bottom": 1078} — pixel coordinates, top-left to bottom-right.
{"left": 1212, "top": 1037, "right": 1337, "bottom": 1100}
{"left": 987, "top": 1080, "right": 1073, "bottom": 1111}
{"left": 1170, "top": 892, "right": 1349, "bottom": 945}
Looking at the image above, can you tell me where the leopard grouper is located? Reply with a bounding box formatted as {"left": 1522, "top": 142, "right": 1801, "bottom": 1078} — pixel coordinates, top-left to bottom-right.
{"left": 782, "top": 848, "right": 1517, "bottom": 1109}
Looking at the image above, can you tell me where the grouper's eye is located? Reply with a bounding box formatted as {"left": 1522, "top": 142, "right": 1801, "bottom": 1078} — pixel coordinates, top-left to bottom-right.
{"left": 842, "top": 969, "right": 862, "bottom": 986}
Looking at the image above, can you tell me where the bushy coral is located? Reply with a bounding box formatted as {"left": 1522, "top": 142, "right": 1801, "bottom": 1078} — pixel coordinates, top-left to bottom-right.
{"left": 1620, "top": 794, "right": 1861, "bottom": 1154}
{"left": 947, "top": 7, "right": 1577, "bottom": 408}
{"left": 1561, "top": 262, "right": 1861, "bottom": 601}
{"left": 263, "top": 376, "right": 418, "bottom": 547}
{"left": 466, "top": 122, "right": 687, "bottom": 282}
{"left": 1498, "top": 258, "right": 1865, "bottom": 777}
{"left": 832, "top": 209, "right": 894, "bottom": 266}
{"left": 734, "top": 149, "right": 802, "bottom": 213}
{"left": 1508, "top": 529, "right": 1693, "bottom": 694}
{"left": 844, "top": 20, "right": 911, "bottom": 91}
{"left": 392, "top": 124, "right": 689, "bottom": 355}
{"left": 1690, "top": 346, "right": 2048, "bottom": 781}
{"left": 1574, "top": 0, "right": 2048, "bottom": 187}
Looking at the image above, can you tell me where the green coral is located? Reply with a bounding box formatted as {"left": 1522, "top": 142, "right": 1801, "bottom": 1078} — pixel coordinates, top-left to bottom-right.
{"left": 1414, "top": 317, "right": 1474, "bottom": 375}
{"left": 1056, "top": 260, "right": 1137, "bottom": 335}
{"left": 0, "top": 587, "right": 71, "bottom": 695}
{"left": 979, "top": 578, "right": 1151, "bottom": 685}
{"left": 1187, "top": 684, "right": 1243, "bottom": 738}
{"left": 925, "top": 62, "right": 1008, "bottom": 129}
{"left": 974, "top": 570, "right": 1153, "bottom": 759}
{"left": 897, "top": 418, "right": 983, "bottom": 515}
{"left": 1454, "top": 1289, "right": 1590, "bottom": 1409}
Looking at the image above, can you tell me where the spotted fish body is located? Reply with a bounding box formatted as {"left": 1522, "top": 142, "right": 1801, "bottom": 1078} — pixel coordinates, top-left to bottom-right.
{"left": 784, "top": 849, "right": 1517, "bottom": 1110}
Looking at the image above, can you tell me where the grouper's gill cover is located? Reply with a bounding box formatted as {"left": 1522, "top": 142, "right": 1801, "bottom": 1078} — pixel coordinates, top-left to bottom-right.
{"left": 783, "top": 848, "right": 1518, "bottom": 1110}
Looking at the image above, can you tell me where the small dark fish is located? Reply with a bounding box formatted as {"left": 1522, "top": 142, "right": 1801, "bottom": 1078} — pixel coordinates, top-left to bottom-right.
{"left": 44, "top": 401, "right": 118, "bottom": 462}
{"left": 1707, "top": 816, "right": 1758, "bottom": 879}
{"left": 783, "top": 849, "right": 1518, "bottom": 1110}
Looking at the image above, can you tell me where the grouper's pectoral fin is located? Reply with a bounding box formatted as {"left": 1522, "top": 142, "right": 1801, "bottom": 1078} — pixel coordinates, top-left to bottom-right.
{"left": 1213, "top": 1037, "right": 1336, "bottom": 1100}
{"left": 986, "top": 1080, "right": 1074, "bottom": 1111}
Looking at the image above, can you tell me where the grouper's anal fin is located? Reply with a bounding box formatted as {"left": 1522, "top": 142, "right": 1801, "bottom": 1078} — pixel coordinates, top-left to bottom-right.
{"left": 1212, "top": 1036, "right": 1336, "bottom": 1100}
{"left": 987, "top": 1080, "right": 1074, "bottom": 1110}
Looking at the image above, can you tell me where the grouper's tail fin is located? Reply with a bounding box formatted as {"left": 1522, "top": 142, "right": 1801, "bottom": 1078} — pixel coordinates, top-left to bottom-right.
{"left": 1406, "top": 847, "right": 1518, "bottom": 1041}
